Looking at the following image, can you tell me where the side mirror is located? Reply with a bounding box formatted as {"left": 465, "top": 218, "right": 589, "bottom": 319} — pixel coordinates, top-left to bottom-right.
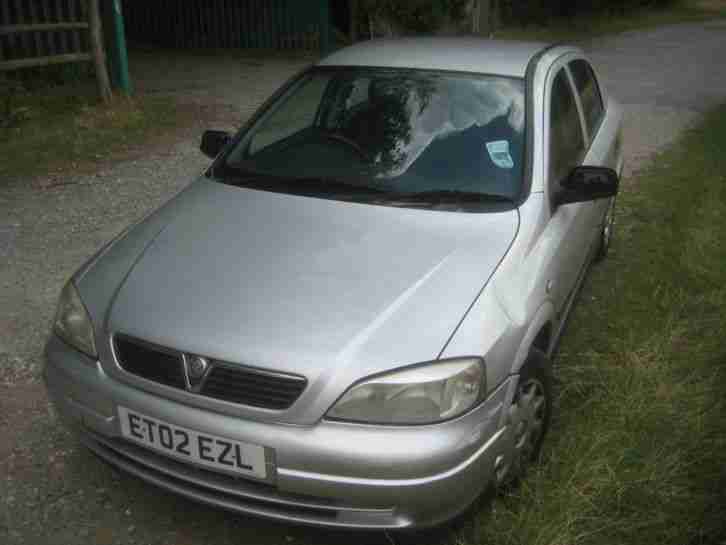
{"left": 555, "top": 166, "right": 619, "bottom": 207}
{"left": 200, "top": 130, "right": 231, "bottom": 159}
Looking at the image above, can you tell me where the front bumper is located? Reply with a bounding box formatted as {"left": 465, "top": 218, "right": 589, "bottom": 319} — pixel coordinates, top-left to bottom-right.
{"left": 44, "top": 335, "right": 514, "bottom": 529}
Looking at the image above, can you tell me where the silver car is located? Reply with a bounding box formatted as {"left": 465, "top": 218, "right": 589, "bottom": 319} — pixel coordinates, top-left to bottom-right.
{"left": 44, "top": 38, "right": 622, "bottom": 529}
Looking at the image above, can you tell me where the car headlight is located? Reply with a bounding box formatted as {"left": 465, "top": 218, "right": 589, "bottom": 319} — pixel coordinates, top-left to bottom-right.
{"left": 326, "top": 358, "right": 485, "bottom": 425}
{"left": 53, "top": 281, "right": 97, "bottom": 358}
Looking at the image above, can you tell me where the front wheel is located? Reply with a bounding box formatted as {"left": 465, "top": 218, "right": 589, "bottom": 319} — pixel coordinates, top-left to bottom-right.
{"left": 497, "top": 349, "right": 552, "bottom": 487}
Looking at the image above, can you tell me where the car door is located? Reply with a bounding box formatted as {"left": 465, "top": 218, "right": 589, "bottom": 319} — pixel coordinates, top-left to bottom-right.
{"left": 544, "top": 64, "right": 592, "bottom": 319}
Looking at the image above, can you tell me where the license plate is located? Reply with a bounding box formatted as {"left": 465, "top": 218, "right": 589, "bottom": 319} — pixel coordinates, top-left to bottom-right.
{"left": 118, "top": 407, "right": 267, "bottom": 479}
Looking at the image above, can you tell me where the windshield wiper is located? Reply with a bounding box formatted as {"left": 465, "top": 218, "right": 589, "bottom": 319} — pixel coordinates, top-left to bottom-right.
{"left": 214, "top": 173, "right": 514, "bottom": 207}
{"left": 212, "top": 166, "right": 276, "bottom": 184}
{"left": 385, "top": 190, "right": 515, "bottom": 205}
{"left": 215, "top": 173, "right": 387, "bottom": 198}
{"left": 289, "top": 177, "right": 387, "bottom": 195}
{"left": 214, "top": 169, "right": 381, "bottom": 191}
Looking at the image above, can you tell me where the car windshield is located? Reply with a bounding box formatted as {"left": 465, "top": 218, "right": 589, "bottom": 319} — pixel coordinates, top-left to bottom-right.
{"left": 217, "top": 68, "right": 526, "bottom": 210}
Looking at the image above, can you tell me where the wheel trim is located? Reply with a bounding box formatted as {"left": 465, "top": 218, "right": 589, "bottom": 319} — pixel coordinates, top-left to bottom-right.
{"left": 602, "top": 201, "right": 615, "bottom": 250}
{"left": 504, "top": 377, "right": 547, "bottom": 482}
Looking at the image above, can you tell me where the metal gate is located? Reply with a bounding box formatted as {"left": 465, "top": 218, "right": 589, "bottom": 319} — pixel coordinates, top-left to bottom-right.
{"left": 0, "top": 0, "right": 91, "bottom": 71}
{"left": 124, "top": 0, "right": 331, "bottom": 52}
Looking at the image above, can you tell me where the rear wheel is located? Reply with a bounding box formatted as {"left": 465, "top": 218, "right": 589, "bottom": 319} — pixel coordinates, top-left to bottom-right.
{"left": 595, "top": 197, "right": 616, "bottom": 261}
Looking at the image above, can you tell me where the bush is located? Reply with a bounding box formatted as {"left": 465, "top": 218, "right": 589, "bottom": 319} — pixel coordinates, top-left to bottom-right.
{"left": 501, "top": 0, "right": 680, "bottom": 24}
{"left": 355, "top": 0, "right": 680, "bottom": 34}
{"left": 359, "top": 0, "right": 469, "bottom": 33}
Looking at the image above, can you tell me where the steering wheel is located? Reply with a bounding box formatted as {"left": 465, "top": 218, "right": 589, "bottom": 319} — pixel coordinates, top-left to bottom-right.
{"left": 321, "top": 131, "right": 370, "bottom": 162}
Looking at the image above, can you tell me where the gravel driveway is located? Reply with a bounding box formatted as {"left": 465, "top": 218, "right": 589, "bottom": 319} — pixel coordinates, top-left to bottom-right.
{"left": 2, "top": 22, "right": 726, "bottom": 545}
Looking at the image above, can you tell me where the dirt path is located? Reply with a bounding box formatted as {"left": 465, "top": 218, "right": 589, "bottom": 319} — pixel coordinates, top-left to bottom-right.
{"left": 585, "top": 19, "right": 726, "bottom": 178}
{"left": 130, "top": 48, "right": 315, "bottom": 123}
{"left": 2, "top": 23, "right": 726, "bottom": 545}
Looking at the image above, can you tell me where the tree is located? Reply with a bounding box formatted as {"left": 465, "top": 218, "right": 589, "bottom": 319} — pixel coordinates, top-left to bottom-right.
{"left": 350, "top": 0, "right": 358, "bottom": 41}
{"left": 471, "top": 0, "right": 499, "bottom": 35}
{"left": 357, "top": 0, "right": 471, "bottom": 36}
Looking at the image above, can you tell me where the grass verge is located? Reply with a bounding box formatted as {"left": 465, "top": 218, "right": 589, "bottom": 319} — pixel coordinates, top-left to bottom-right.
{"left": 494, "top": 1, "right": 726, "bottom": 42}
{"left": 473, "top": 105, "right": 726, "bottom": 544}
{"left": 0, "top": 85, "right": 191, "bottom": 182}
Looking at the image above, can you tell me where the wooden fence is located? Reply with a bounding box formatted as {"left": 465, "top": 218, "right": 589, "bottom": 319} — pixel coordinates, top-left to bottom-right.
{"left": 123, "top": 0, "right": 330, "bottom": 52}
{"left": 0, "top": 0, "right": 331, "bottom": 82}
{"left": 0, "top": 0, "right": 91, "bottom": 71}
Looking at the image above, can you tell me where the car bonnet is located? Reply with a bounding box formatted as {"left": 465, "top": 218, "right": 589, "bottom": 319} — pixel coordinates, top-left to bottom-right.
{"left": 88, "top": 179, "right": 519, "bottom": 423}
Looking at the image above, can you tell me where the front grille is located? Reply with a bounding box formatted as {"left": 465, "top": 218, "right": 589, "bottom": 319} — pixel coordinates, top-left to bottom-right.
{"left": 113, "top": 335, "right": 307, "bottom": 410}
{"left": 200, "top": 365, "right": 307, "bottom": 410}
{"left": 115, "top": 336, "right": 186, "bottom": 389}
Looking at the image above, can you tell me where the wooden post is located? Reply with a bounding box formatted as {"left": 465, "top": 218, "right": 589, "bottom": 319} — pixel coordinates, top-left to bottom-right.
{"left": 88, "top": 0, "right": 112, "bottom": 103}
{"left": 349, "top": 0, "right": 358, "bottom": 42}
{"left": 319, "top": 0, "right": 331, "bottom": 57}
{"left": 471, "top": 0, "right": 479, "bottom": 33}
{"left": 489, "top": 0, "right": 499, "bottom": 35}
{"left": 53, "top": 0, "right": 69, "bottom": 54}
{"left": 69, "top": 0, "right": 82, "bottom": 53}
{"left": 474, "top": 0, "right": 494, "bottom": 36}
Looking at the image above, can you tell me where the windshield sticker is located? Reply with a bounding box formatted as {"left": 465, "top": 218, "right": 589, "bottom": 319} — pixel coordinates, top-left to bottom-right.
{"left": 486, "top": 140, "right": 514, "bottom": 169}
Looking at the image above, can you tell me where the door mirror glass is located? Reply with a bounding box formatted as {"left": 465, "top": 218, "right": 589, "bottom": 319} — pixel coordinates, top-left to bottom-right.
{"left": 200, "top": 130, "right": 231, "bottom": 159}
{"left": 555, "top": 166, "right": 619, "bottom": 206}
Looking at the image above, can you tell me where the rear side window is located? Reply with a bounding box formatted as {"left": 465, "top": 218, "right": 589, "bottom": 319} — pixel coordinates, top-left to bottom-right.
{"left": 569, "top": 59, "right": 605, "bottom": 136}
{"left": 549, "top": 69, "right": 585, "bottom": 183}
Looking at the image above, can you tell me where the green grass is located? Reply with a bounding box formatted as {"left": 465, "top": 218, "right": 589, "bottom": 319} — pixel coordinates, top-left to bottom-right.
{"left": 470, "top": 105, "right": 726, "bottom": 545}
{"left": 494, "top": 1, "right": 726, "bottom": 42}
{"left": 0, "top": 85, "right": 183, "bottom": 181}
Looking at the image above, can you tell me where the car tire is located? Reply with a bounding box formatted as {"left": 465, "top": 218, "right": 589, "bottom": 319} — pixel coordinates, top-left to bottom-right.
{"left": 499, "top": 349, "right": 552, "bottom": 487}
{"left": 595, "top": 197, "right": 616, "bottom": 262}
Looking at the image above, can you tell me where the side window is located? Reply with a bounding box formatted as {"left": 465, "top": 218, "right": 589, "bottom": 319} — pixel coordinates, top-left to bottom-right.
{"left": 549, "top": 69, "right": 585, "bottom": 185}
{"left": 248, "top": 75, "right": 330, "bottom": 155}
{"left": 568, "top": 59, "right": 605, "bottom": 137}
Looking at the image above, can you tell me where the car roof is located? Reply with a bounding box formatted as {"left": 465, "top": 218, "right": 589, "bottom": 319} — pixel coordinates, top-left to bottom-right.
{"left": 317, "top": 37, "right": 550, "bottom": 78}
